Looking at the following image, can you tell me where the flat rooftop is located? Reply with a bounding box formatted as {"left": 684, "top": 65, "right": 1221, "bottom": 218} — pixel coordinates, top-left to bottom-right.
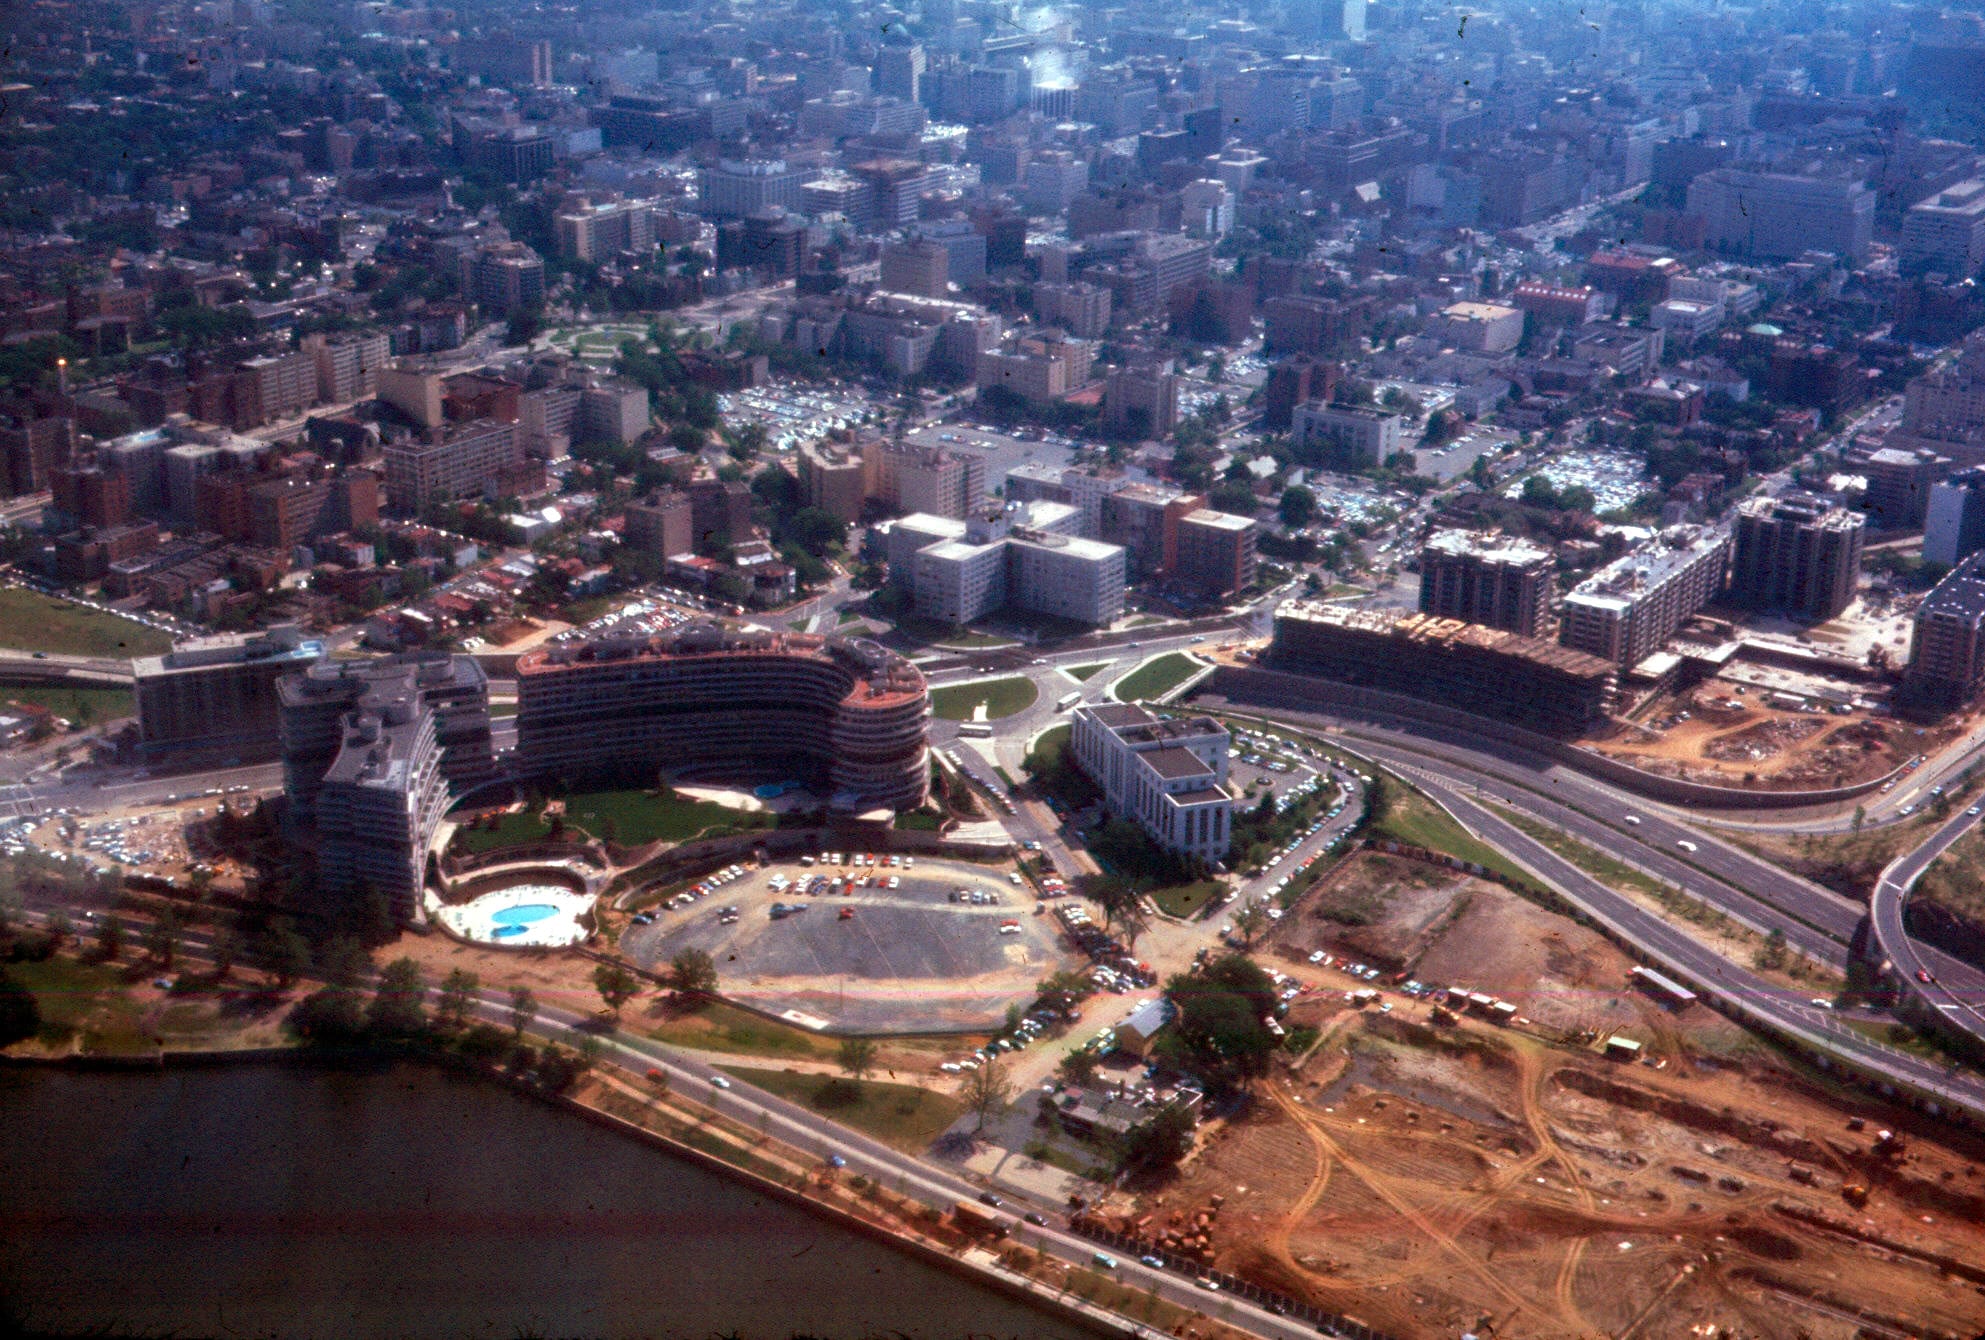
{"left": 1141, "top": 745, "right": 1216, "bottom": 780}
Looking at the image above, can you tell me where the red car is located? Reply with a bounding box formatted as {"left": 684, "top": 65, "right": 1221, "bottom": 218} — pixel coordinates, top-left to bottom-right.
{"left": 1916, "top": 969, "right": 1933, "bottom": 984}
{"left": 839, "top": 907, "right": 855, "bottom": 920}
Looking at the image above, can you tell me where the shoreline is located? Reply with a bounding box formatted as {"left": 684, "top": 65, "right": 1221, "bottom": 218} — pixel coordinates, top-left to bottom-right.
{"left": 0, "top": 1043, "right": 1154, "bottom": 1340}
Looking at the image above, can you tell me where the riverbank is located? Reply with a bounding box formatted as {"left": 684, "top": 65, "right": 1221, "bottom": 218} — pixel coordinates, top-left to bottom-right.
{"left": 1, "top": 1011, "right": 1238, "bottom": 1340}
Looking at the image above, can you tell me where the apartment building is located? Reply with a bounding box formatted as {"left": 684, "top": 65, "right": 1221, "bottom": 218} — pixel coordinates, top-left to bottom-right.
{"left": 1272, "top": 605, "right": 1616, "bottom": 736}
{"left": 1419, "top": 529, "right": 1556, "bottom": 638}
{"left": 1727, "top": 493, "right": 1864, "bottom": 619}
{"left": 383, "top": 420, "right": 524, "bottom": 514}
{"left": 862, "top": 438, "right": 984, "bottom": 519}
{"left": 800, "top": 443, "right": 867, "bottom": 524}
{"left": 1925, "top": 465, "right": 1985, "bottom": 567}
{"left": 623, "top": 490, "right": 694, "bottom": 557}
{"left": 1069, "top": 703, "right": 1235, "bottom": 864}
{"left": 1559, "top": 526, "right": 1732, "bottom": 666}
{"left": 1902, "top": 180, "right": 1985, "bottom": 278}
{"left": 305, "top": 331, "right": 391, "bottom": 405}
{"left": 134, "top": 625, "right": 326, "bottom": 766}
{"left": 1291, "top": 402, "right": 1406, "bottom": 467}
{"left": 1173, "top": 508, "right": 1259, "bottom": 600}
{"left": 1906, "top": 552, "right": 1985, "bottom": 708}
{"left": 1685, "top": 169, "right": 1874, "bottom": 262}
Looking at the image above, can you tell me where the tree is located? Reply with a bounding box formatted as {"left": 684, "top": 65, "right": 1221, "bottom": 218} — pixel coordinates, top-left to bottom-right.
{"left": 668, "top": 947, "right": 718, "bottom": 999}
{"left": 209, "top": 927, "right": 240, "bottom": 982}
{"left": 1159, "top": 954, "right": 1280, "bottom": 1095}
{"left": 1277, "top": 486, "right": 1317, "bottom": 530}
{"left": 287, "top": 986, "right": 366, "bottom": 1043}
{"left": 592, "top": 961, "right": 641, "bottom": 1020}
{"left": 838, "top": 1036, "right": 878, "bottom": 1082}
{"left": 1360, "top": 773, "right": 1392, "bottom": 830}
{"left": 1754, "top": 927, "right": 1789, "bottom": 972}
{"left": 1232, "top": 902, "right": 1268, "bottom": 947}
{"left": 320, "top": 935, "right": 372, "bottom": 989}
{"left": 966, "top": 1056, "right": 1013, "bottom": 1132}
{"left": 365, "top": 957, "right": 428, "bottom": 1037}
{"left": 508, "top": 985, "right": 539, "bottom": 1040}
{"left": 93, "top": 916, "right": 124, "bottom": 963}
{"left": 506, "top": 304, "right": 545, "bottom": 348}
{"left": 0, "top": 966, "right": 41, "bottom": 1047}
{"left": 142, "top": 910, "right": 180, "bottom": 970}
{"left": 1121, "top": 1103, "right": 1197, "bottom": 1174}
{"left": 257, "top": 925, "right": 312, "bottom": 989}
{"left": 1057, "top": 1048, "right": 1100, "bottom": 1087}
{"left": 437, "top": 968, "right": 479, "bottom": 1032}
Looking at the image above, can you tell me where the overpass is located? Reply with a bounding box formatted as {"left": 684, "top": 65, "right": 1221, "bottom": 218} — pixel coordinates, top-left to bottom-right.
{"left": 1871, "top": 808, "right": 1985, "bottom": 1058}
{"left": 0, "top": 650, "right": 135, "bottom": 687}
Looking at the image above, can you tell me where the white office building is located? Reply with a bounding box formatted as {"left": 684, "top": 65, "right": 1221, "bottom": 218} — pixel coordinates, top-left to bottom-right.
{"left": 1070, "top": 703, "right": 1235, "bottom": 863}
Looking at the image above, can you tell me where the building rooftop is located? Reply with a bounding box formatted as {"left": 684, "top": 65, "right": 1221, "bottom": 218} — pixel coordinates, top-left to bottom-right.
{"left": 1566, "top": 526, "right": 1728, "bottom": 607}
{"left": 519, "top": 622, "right": 927, "bottom": 708}
{"left": 1921, "top": 553, "right": 1985, "bottom": 620}
{"left": 1140, "top": 745, "right": 1216, "bottom": 780}
{"left": 1181, "top": 508, "right": 1255, "bottom": 533}
{"left": 1424, "top": 528, "right": 1552, "bottom": 566}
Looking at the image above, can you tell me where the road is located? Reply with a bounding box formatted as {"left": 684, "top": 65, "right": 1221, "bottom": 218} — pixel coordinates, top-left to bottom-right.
{"left": 1870, "top": 803, "right": 1985, "bottom": 1052}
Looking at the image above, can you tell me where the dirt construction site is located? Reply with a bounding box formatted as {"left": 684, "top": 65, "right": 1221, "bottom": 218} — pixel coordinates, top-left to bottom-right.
{"left": 1586, "top": 681, "right": 1956, "bottom": 791}
{"left": 1092, "top": 854, "right": 1985, "bottom": 1340}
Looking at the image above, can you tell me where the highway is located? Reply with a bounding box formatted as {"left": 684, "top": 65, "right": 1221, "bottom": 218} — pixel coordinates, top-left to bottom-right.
{"left": 1870, "top": 805, "right": 1985, "bottom": 1053}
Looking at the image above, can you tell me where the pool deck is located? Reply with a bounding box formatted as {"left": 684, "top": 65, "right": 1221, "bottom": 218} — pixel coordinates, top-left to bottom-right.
{"left": 432, "top": 882, "right": 597, "bottom": 949}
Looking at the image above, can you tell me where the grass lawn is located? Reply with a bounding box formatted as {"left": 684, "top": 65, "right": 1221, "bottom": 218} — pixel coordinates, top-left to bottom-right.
{"left": 10, "top": 957, "right": 153, "bottom": 1054}
{"left": 1373, "top": 780, "right": 1531, "bottom": 886}
{"left": 717, "top": 1065, "right": 967, "bottom": 1153}
{"left": 931, "top": 676, "right": 1038, "bottom": 721}
{"left": 1150, "top": 880, "right": 1224, "bottom": 918}
{"left": 1063, "top": 663, "right": 1107, "bottom": 682}
{"left": 0, "top": 588, "right": 173, "bottom": 658}
{"left": 452, "top": 810, "right": 561, "bottom": 853}
{"left": 1500, "top": 811, "right": 1669, "bottom": 898}
{"left": 643, "top": 999, "right": 838, "bottom": 1062}
{"left": 561, "top": 596, "right": 622, "bottom": 626}
{"left": 893, "top": 810, "right": 944, "bottom": 831}
{"left": 937, "top": 631, "right": 1022, "bottom": 649}
{"left": 564, "top": 788, "right": 766, "bottom": 845}
{"left": 489, "top": 701, "right": 518, "bottom": 719}
{"left": 1113, "top": 652, "right": 1201, "bottom": 702}
{"left": 0, "top": 684, "right": 136, "bottom": 724}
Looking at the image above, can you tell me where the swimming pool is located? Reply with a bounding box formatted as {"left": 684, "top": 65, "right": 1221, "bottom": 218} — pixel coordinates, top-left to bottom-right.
{"left": 492, "top": 904, "right": 558, "bottom": 926}
{"left": 437, "top": 881, "right": 595, "bottom": 949}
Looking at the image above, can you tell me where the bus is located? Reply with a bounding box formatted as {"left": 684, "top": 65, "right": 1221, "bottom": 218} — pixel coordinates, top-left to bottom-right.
{"left": 957, "top": 721, "right": 994, "bottom": 738}
{"left": 1056, "top": 692, "right": 1082, "bottom": 712}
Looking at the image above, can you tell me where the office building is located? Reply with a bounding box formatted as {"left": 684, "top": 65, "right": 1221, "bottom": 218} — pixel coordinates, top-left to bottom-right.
{"left": 1847, "top": 444, "right": 1946, "bottom": 529}
{"left": 1685, "top": 169, "right": 1874, "bottom": 262}
{"left": 1902, "top": 332, "right": 1985, "bottom": 446}
{"left": 623, "top": 490, "right": 694, "bottom": 556}
{"left": 1337, "top": 0, "right": 1368, "bottom": 41}
{"left": 880, "top": 238, "right": 951, "bottom": 299}
{"left": 851, "top": 159, "right": 929, "bottom": 231}
{"left": 862, "top": 438, "right": 984, "bottom": 518}
{"left": 800, "top": 444, "right": 867, "bottom": 524}
{"left": 1906, "top": 552, "right": 1985, "bottom": 707}
{"left": 1174, "top": 509, "right": 1259, "bottom": 600}
{"left": 516, "top": 625, "right": 930, "bottom": 812}
{"left": 1559, "top": 527, "right": 1732, "bottom": 666}
{"left": 1180, "top": 179, "right": 1235, "bottom": 239}
{"left": 305, "top": 331, "right": 391, "bottom": 404}
{"left": 1727, "top": 493, "right": 1864, "bottom": 619}
{"left": 1103, "top": 362, "right": 1179, "bottom": 439}
{"left": 554, "top": 198, "right": 659, "bottom": 262}
{"left": 898, "top": 510, "right": 1127, "bottom": 626}
{"left": 1263, "top": 357, "right": 1341, "bottom": 431}
{"left": 698, "top": 158, "right": 806, "bottom": 219}
{"left": 579, "top": 383, "right": 650, "bottom": 446}
{"left": 915, "top": 219, "right": 988, "bottom": 287}
{"left": 469, "top": 245, "right": 546, "bottom": 315}
{"left": 1924, "top": 465, "right": 1985, "bottom": 567}
{"left": 1436, "top": 302, "right": 1525, "bottom": 354}
{"left": 135, "top": 625, "right": 326, "bottom": 766}
{"left": 1419, "top": 530, "right": 1556, "bottom": 637}
{"left": 1033, "top": 281, "right": 1112, "bottom": 339}
{"left": 875, "top": 42, "right": 925, "bottom": 103}
{"left": 1070, "top": 703, "right": 1235, "bottom": 864}
{"left": 1901, "top": 180, "right": 1985, "bottom": 279}
{"left": 1291, "top": 403, "right": 1406, "bottom": 468}
{"left": 1272, "top": 605, "right": 1616, "bottom": 736}
{"left": 384, "top": 420, "right": 523, "bottom": 515}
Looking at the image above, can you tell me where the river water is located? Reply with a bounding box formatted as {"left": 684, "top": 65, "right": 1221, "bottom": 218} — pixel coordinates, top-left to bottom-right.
{"left": 0, "top": 1061, "right": 1101, "bottom": 1340}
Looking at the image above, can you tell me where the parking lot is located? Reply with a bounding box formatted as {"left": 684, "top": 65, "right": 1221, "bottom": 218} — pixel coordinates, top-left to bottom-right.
{"left": 621, "top": 852, "right": 1076, "bottom": 1033}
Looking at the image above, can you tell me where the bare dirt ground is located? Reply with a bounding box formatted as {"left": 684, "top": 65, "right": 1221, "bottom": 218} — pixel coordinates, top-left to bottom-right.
{"left": 1587, "top": 685, "right": 1950, "bottom": 790}
{"left": 1111, "top": 864, "right": 1985, "bottom": 1340}
{"left": 1117, "top": 1004, "right": 1985, "bottom": 1340}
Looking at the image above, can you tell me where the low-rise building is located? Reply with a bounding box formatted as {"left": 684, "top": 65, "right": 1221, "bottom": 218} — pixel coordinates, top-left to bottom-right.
{"left": 1069, "top": 702, "right": 1235, "bottom": 863}
{"left": 1291, "top": 403, "right": 1406, "bottom": 467}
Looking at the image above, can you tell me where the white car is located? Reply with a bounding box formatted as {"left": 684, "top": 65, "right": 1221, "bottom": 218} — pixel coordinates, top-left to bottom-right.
{"left": 1676, "top": 839, "right": 1697, "bottom": 852}
{"left": 1623, "top": 815, "right": 1641, "bottom": 825}
{"left": 708, "top": 1075, "right": 732, "bottom": 1090}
